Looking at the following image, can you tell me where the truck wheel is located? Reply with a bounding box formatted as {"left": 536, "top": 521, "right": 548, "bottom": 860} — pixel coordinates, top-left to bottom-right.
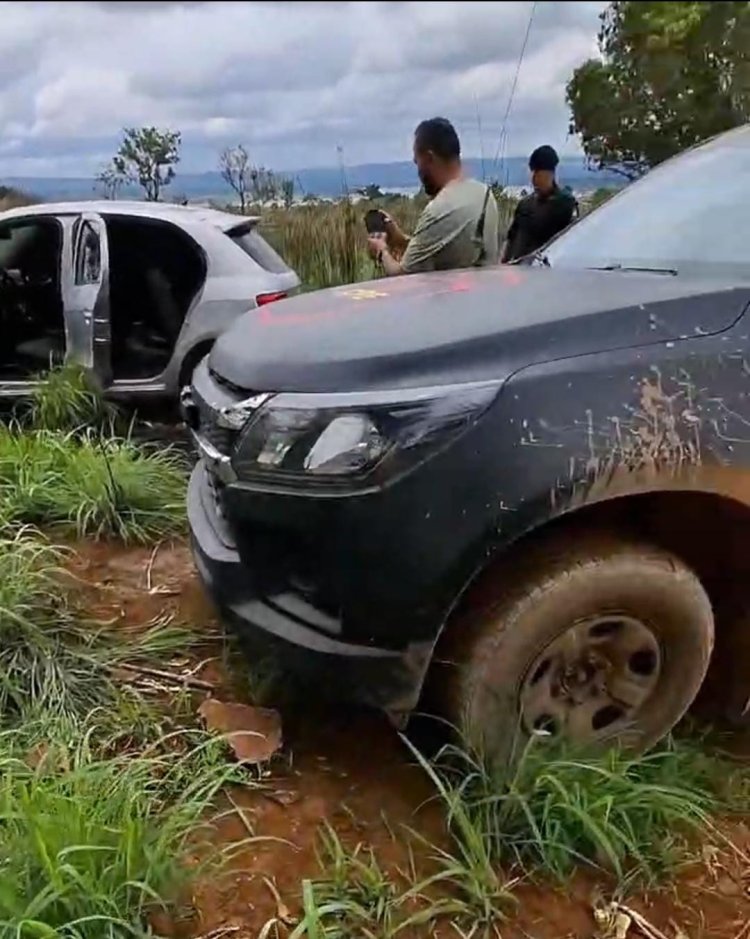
{"left": 443, "top": 536, "right": 714, "bottom": 765}
{"left": 700, "top": 599, "right": 750, "bottom": 727}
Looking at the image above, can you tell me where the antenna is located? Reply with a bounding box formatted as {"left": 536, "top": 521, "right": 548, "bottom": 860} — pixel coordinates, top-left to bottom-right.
{"left": 474, "top": 95, "right": 487, "bottom": 182}
{"left": 491, "top": 0, "right": 538, "bottom": 177}
{"left": 336, "top": 145, "right": 350, "bottom": 199}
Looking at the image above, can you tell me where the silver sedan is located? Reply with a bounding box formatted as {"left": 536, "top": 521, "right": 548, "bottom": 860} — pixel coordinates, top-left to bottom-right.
{"left": 0, "top": 200, "right": 300, "bottom": 404}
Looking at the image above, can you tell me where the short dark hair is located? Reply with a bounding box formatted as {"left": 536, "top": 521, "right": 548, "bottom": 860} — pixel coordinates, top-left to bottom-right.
{"left": 529, "top": 144, "right": 559, "bottom": 172}
{"left": 414, "top": 117, "right": 461, "bottom": 161}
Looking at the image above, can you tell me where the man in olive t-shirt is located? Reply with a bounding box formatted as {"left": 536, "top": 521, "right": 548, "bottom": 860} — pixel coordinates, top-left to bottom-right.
{"left": 366, "top": 117, "right": 499, "bottom": 275}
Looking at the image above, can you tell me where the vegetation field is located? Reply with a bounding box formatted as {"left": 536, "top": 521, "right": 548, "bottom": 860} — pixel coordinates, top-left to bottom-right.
{"left": 256, "top": 191, "right": 521, "bottom": 291}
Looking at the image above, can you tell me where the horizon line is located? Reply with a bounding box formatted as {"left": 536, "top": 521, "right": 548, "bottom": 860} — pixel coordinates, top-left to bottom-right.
{"left": 0, "top": 153, "right": 595, "bottom": 182}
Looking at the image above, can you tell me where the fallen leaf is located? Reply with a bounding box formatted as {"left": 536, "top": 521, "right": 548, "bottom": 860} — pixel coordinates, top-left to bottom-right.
{"left": 265, "top": 789, "right": 301, "bottom": 807}
{"left": 198, "top": 699, "right": 282, "bottom": 764}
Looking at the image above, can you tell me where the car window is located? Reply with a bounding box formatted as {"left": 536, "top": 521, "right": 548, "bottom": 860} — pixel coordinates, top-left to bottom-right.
{"left": 545, "top": 129, "right": 750, "bottom": 276}
{"left": 73, "top": 221, "right": 102, "bottom": 285}
{"left": 0, "top": 222, "right": 40, "bottom": 269}
{"left": 228, "top": 225, "right": 290, "bottom": 274}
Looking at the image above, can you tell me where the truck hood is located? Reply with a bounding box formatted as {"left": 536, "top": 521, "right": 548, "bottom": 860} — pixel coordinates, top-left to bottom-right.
{"left": 209, "top": 266, "right": 750, "bottom": 393}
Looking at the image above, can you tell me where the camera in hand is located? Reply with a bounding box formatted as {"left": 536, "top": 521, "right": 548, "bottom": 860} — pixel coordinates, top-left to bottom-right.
{"left": 364, "top": 209, "right": 387, "bottom": 235}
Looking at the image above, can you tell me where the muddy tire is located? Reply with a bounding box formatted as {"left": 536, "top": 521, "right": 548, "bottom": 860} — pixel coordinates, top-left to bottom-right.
{"left": 441, "top": 535, "right": 714, "bottom": 766}
{"left": 700, "top": 599, "right": 750, "bottom": 727}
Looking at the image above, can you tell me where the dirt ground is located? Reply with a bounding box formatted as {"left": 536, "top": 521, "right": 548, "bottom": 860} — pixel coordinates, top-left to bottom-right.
{"left": 68, "top": 539, "right": 750, "bottom": 939}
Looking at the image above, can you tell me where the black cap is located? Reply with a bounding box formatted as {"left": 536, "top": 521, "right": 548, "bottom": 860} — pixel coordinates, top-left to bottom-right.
{"left": 529, "top": 145, "right": 559, "bottom": 172}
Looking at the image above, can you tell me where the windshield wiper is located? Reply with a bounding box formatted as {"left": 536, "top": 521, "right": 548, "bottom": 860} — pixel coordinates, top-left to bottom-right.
{"left": 590, "top": 263, "right": 678, "bottom": 276}
{"left": 527, "top": 250, "right": 550, "bottom": 267}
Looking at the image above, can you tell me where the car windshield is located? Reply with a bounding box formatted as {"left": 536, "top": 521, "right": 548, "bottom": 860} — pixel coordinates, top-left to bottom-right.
{"left": 545, "top": 127, "right": 750, "bottom": 278}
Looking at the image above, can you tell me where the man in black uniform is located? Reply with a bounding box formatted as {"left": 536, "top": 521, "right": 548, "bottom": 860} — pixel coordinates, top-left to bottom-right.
{"left": 501, "top": 144, "right": 577, "bottom": 263}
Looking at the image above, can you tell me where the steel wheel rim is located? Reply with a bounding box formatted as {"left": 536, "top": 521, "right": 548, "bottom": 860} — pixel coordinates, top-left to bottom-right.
{"left": 519, "top": 613, "right": 662, "bottom": 744}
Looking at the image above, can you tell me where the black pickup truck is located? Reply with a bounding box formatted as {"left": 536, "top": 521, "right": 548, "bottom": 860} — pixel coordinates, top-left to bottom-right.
{"left": 185, "top": 124, "right": 750, "bottom": 764}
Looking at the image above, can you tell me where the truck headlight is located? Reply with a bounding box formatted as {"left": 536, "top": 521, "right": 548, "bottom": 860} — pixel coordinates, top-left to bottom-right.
{"left": 229, "top": 381, "right": 500, "bottom": 487}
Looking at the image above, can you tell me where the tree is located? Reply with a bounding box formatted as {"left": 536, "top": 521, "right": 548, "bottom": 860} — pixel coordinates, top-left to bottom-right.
{"left": 279, "top": 176, "right": 295, "bottom": 208}
{"left": 94, "top": 162, "right": 125, "bottom": 200}
{"left": 113, "top": 126, "right": 181, "bottom": 201}
{"left": 246, "top": 166, "right": 277, "bottom": 203}
{"left": 219, "top": 144, "right": 251, "bottom": 213}
{"left": 567, "top": 1, "right": 750, "bottom": 178}
{"left": 357, "top": 183, "right": 383, "bottom": 200}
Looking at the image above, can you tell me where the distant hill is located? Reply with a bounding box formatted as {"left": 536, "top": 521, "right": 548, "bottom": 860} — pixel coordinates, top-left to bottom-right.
{"left": 0, "top": 156, "right": 620, "bottom": 204}
{"left": 294, "top": 157, "right": 621, "bottom": 196}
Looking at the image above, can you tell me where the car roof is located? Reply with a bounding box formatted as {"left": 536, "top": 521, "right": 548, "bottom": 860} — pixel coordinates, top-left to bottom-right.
{"left": 0, "top": 200, "right": 258, "bottom": 233}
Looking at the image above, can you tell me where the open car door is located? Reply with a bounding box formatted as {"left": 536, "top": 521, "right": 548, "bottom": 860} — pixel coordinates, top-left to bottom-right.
{"left": 65, "top": 213, "right": 112, "bottom": 387}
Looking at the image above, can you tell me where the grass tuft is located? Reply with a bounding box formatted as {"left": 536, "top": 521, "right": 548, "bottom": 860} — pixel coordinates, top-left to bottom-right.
{"left": 0, "top": 528, "right": 206, "bottom": 725}
{"left": 0, "top": 529, "right": 116, "bottom": 720}
{"left": 21, "top": 363, "right": 119, "bottom": 434}
{"left": 290, "top": 823, "right": 400, "bottom": 938}
{"left": 0, "top": 724, "right": 243, "bottom": 939}
{"left": 0, "top": 426, "right": 186, "bottom": 541}
{"left": 289, "top": 811, "right": 515, "bottom": 938}
{"left": 412, "top": 733, "right": 738, "bottom": 889}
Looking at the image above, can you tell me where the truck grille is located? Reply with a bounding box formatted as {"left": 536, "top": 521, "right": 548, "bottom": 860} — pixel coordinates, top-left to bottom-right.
{"left": 187, "top": 357, "right": 261, "bottom": 468}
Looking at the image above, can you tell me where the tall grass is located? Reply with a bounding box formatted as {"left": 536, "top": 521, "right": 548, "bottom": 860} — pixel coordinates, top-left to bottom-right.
{"left": 21, "top": 363, "right": 119, "bottom": 434}
{"left": 0, "top": 528, "right": 198, "bottom": 723}
{"left": 258, "top": 192, "right": 519, "bottom": 290}
{"left": 410, "top": 735, "right": 738, "bottom": 889}
{"left": 0, "top": 426, "right": 186, "bottom": 541}
{"left": 260, "top": 201, "right": 408, "bottom": 290}
{"left": 0, "top": 725, "right": 242, "bottom": 939}
{"left": 0, "top": 528, "right": 116, "bottom": 720}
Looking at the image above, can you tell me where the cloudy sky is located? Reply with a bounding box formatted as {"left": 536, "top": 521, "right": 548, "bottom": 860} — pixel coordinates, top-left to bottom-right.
{"left": 0, "top": 0, "right": 604, "bottom": 177}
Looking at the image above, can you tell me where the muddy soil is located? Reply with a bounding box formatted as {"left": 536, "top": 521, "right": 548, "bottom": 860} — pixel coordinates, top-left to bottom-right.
{"left": 68, "top": 539, "right": 750, "bottom": 939}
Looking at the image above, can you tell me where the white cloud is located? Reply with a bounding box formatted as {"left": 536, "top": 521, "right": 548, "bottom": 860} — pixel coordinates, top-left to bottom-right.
{"left": 0, "top": 0, "right": 605, "bottom": 176}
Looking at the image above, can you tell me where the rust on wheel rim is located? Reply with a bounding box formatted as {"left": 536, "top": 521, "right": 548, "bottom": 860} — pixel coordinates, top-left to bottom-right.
{"left": 519, "top": 614, "right": 662, "bottom": 743}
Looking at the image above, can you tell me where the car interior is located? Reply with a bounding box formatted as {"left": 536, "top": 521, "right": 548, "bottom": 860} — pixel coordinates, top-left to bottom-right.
{"left": 0, "top": 218, "right": 65, "bottom": 379}
{"left": 107, "top": 217, "right": 206, "bottom": 380}
{"left": 0, "top": 214, "right": 208, "bottom": 384}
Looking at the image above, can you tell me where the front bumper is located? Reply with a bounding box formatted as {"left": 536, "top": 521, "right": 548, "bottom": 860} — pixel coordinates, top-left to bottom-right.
{"left": 188, "top": 463, "right": 432, "bottom": 722}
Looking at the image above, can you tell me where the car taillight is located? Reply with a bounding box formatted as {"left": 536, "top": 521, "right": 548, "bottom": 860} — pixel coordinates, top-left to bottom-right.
{"left": 256, "top": 291, "right": 287, "bottom": 306}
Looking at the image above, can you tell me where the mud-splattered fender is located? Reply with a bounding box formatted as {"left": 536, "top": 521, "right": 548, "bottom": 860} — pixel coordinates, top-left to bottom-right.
{"left": 481, "top": 328, "right": 750, "bottom": 542}
{"left": 402, "top": 326, "right": 750, "bottom": 717}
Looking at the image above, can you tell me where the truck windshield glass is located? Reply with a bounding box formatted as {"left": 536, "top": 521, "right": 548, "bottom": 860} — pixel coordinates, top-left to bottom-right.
{"left": 545, "top": 129, "right": 750, "bottom": 277}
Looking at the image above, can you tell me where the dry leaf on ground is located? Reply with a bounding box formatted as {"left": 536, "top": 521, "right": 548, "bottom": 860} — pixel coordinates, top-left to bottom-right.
{"left": 198, "top": 699, "right": 282, "bottom": 764}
